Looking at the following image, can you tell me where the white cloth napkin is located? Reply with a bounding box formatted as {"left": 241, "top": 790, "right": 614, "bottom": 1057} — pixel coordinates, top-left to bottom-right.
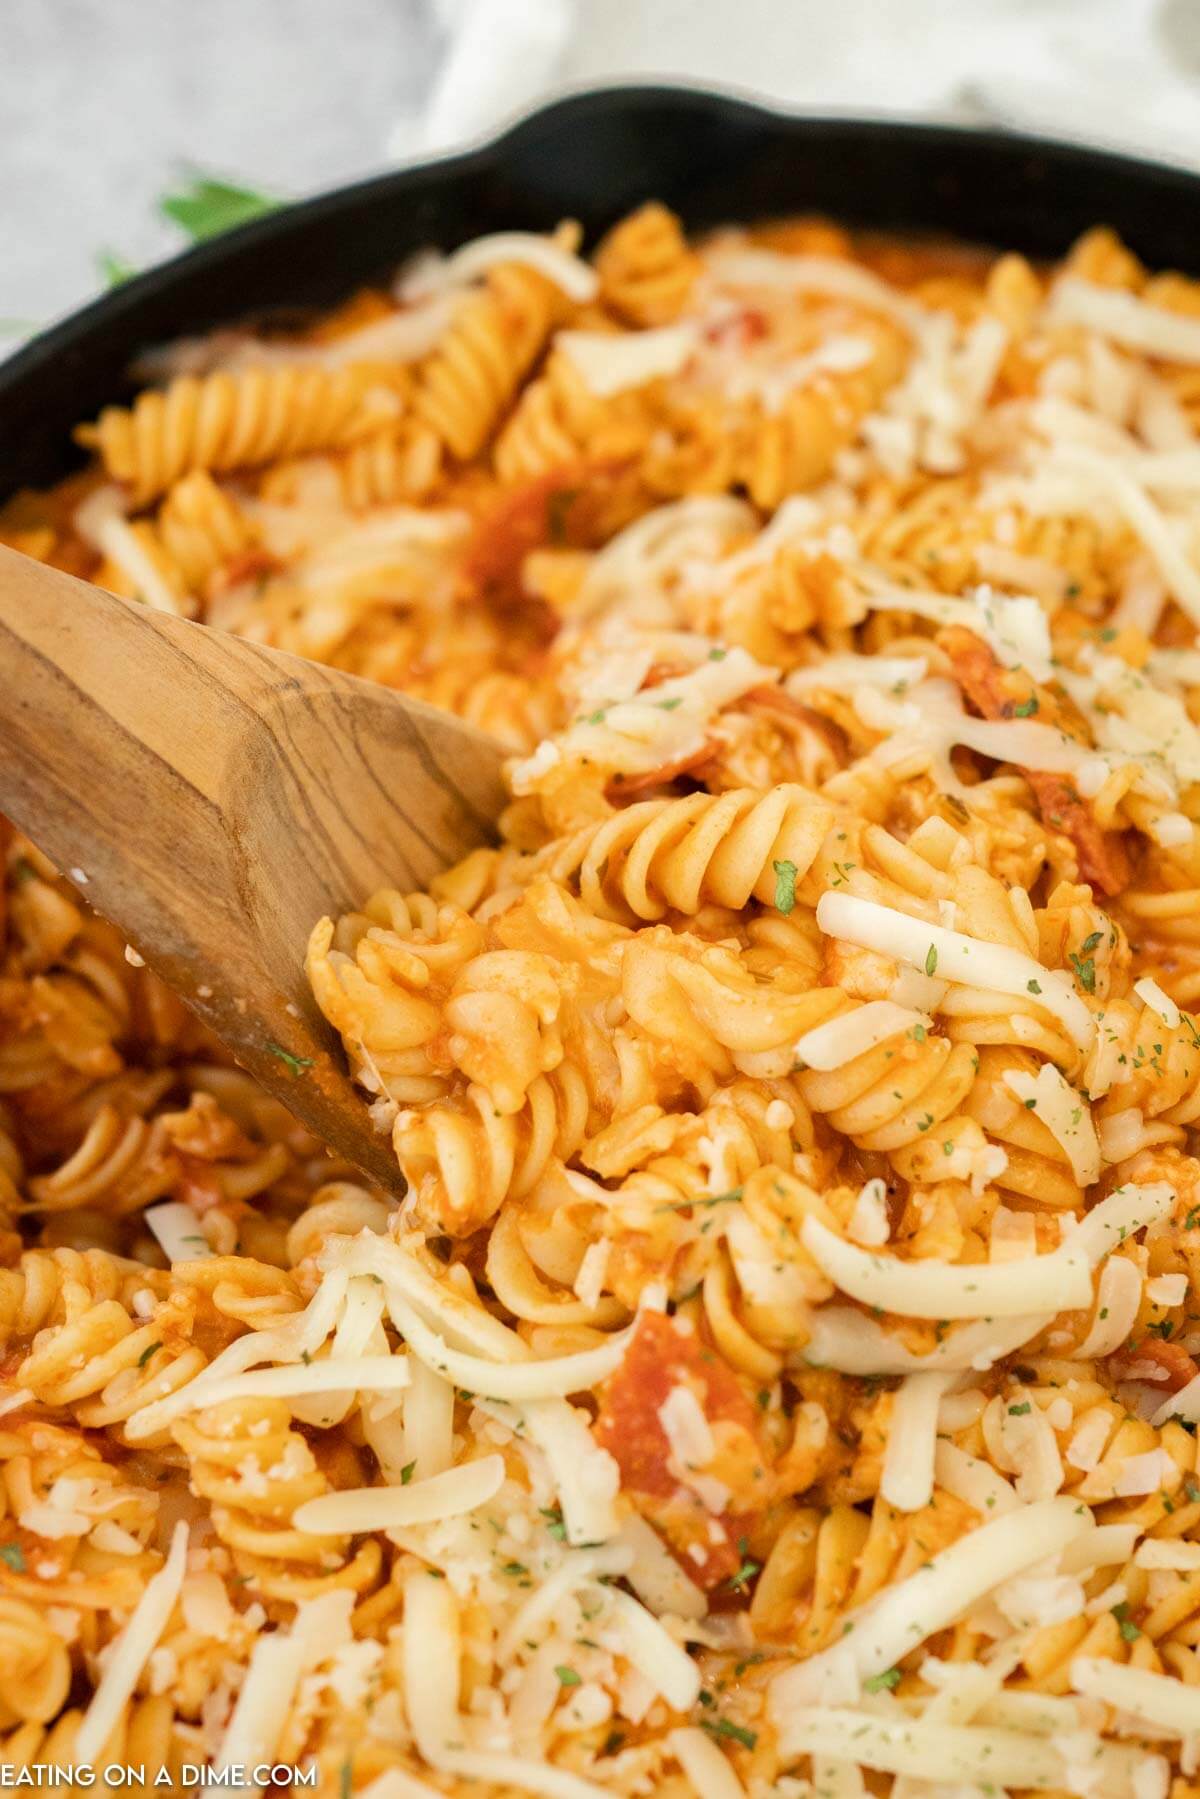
{"left": 392, "top": 0, "right": 1200, "bottom": 170}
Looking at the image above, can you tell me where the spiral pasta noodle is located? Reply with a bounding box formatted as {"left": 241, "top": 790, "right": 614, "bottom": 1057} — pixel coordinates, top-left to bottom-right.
{"left": 76, "top": 363, "right": 390, "bottom": 505}
{"left": 10, "top": 209, "right": 1200, "bottom": 1795}
{"left": 594, "top": 202, "right": 700, "bottom": 326}
{"left": 411, "top": 258, "right": 572, "bottom": 461}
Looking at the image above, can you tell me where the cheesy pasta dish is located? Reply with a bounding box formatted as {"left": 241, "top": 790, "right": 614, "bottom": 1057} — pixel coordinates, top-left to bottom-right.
{"left": 4, "top": 204, "right": 1200, "bottom": 1797}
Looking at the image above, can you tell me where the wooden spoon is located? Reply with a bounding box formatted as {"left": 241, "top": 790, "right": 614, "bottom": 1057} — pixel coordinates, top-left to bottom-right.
{"left": 0, "top": 544, "right": 507, "bottom": 1192}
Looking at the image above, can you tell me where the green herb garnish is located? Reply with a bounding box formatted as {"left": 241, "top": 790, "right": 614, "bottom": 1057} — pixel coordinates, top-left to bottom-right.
{"left": 97, "top": 249, "right": 137, "bottom": 288}
{"left": 701, "top": 1718, "right": 757, "bottom": 1751}
{"left": 773, "top": 858, "right": 798, "bottom": 915}
{"left": 160, "top": 173, "right": 279, "bottom": 243}
{"left": 1112, "top": 1601, "right": 1141, "bottom": 1642}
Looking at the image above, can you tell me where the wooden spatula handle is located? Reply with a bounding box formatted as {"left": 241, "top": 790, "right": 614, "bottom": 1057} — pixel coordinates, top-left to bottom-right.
{"left": 0, "top": 544, "right": 507, "bottom": 1189}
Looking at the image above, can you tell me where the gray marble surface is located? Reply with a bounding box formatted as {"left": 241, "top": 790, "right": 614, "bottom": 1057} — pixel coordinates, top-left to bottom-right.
{"left": 1, "top": 0, "right": 438, "bottom": 329}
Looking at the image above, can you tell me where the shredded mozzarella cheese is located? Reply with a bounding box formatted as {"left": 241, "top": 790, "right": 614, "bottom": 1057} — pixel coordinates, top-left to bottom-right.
{"left": 75, "top": 1522, "right": 188, "bottom": 1765}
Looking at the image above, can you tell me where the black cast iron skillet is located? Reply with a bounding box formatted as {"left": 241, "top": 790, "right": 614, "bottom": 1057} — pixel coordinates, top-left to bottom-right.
{"left": 3, "top": 82, "right": 1200, "bottom": 498}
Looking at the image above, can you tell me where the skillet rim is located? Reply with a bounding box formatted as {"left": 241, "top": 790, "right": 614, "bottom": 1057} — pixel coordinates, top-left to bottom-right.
{"left": 5, "top": 80, "right": 1200, "bottom": 494}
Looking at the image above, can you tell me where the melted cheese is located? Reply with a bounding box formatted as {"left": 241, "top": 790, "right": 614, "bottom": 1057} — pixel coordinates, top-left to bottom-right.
{"left": 384, "top": 1285, "right": 635, "bottom": 1400}
{"left": 1049, "top": 275, "right": 1200, "bottom": 366}
{"left": 75, "top": 1521, "right": 188, "bottom": 1765}
{"left": 658, "top": 1384, "right": 715, "bottom": 1468}
{"left": 73, "top": 486, "right": 184, "bottom": 616}
{"left": 399, "top": 232, "right": 599, "bottom": 304}
{"left": 602, "top": 1586, "right": 702, "bottom": 1710}
{"left": 1053, "top": 446, "right": 1200, "bottom": 623}
{"left": 817, "top": 890, "right": 1095, "bottom": 1050}
{"left": 1002, "top": 1064, "right": 1101, "bottom": 1186}
{"left": 1135, "top": 977, "right": 1183, "bottom": 1028}
{"left": 360, "top": 1771, "right": 445, "bottom": 1799}
{"left": 668, "top": 1727, "right": 748, "bottom": 1799}
{"left": 795, "top": 1000, "right": 930, "bottom": 1071}
{"left": 1136, "top": 1539, "right": 1200, "bottom": 1572}
{"left": 880, "top": 1371, "right": 948, "bottom": 1512}
{"left": 848, "top": 1177, "right": 890, "bottom": 1247}
{"left": 518, "top": 1398, "right": 621, "bottom": 1546}
{"left": 1114, "top": 1448, "right": 1180, "bottom": 1496}
{"left": 935, "top": 1439, "right": 1019, "bottom": 1516}
{"left": 403, "top": 1567, "right": 630, "bottom": 1799}
{"left": 170, "top": 1355, "right": 411, "bottom": 1414}
{"left": 144, "top": 1200, "right": 213, "bottom": 1263}
{"left": 1075, "top": 1255, "right": 1143, "bottom": 1359}
{"left": 803, "top": 1305, "right": 1052, "bottom": 1376}
{"left": 803, "top": 1214, "right": 1093, "bottom": 1319}
{"left": 293, "top": 1454, "right": 503, "bottom": 1534}
{"left": 617, "top": 1515, "right": 707, "bottom": 1621}
{"left": 860, "top": 574, "right": 1053, "bottom": 677}
{"left": 774, "top": 1706, "right": 1166, "bottom": 1793}
{"left": 1070, "top": 1657, "right": 1200, "bottom": 1736}
{"left": 1151, "top": 1372, "right": 1200, "bottom": 1428}
{"left": 704, "top": 247, "right": 919, "bottom": 326}
{"left": 556, "top": 323, "right": 698, "bottom": 395}
{"left": 770, "top": 1498, "right": 1090, "bottom": 1711}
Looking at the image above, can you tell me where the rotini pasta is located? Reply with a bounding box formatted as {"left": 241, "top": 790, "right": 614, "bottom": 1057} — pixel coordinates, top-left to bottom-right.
{"left": 8, "top": 206, "right": 1200, "bottom": 1796}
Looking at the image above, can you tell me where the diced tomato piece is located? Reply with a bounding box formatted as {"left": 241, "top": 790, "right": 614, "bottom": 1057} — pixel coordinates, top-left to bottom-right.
{"left": 604, "top": 743, "right": 720, "bottom": 804}
{"left": 1024, "top": 770, "right": 1132, "bottom": 896}
{"left": 743, "top": 684, "right": 850, "bottom": 760}
{"left": 940, "top": 626, "right": 1132, "bottom": 896}
{"left": 461, "top": 469, "right": 579, "bottom": 606}
{"left": 595, "top": 1312, "right": 765, "bottom": 1589}
{"left": 1111, "top": 1335, "right": 1198, "bottom": 1392}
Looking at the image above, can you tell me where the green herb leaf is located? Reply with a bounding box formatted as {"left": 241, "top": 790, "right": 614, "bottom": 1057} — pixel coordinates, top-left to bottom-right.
{"left": 700, "top": 1718, "right": 757, "bottom": 1751}
{"left": 1013, "top": 695, "right": 1039, "bottom": 717}
{"left": 773, "top": 858, "right": 798, "bottom": 915}
{"left": 555, "top": 1665, "right": 582, "bottom": 1687}
{"left": 137, "top": 1341, "right": 161, "bottom": 1369}
{"left": 925, "top": 943, "right": 938, "bottom": 975}
{"left": 546, "top": 486, "right": 578, "bottom": 545}
{"left": 400, "top": 1461, "right": 416, "bottom": 1486}
{"left": 722, "top": 1554, "right": 762, "bottom": 1594}
{"left": 1068, "top": 950, "right": 1097, "bottom": 994}
{"left": 1111, "top": 1600, "right": 1141, "bottom": 1642}
{"left": 97, "top": 249, "right": 137, "bottom": 289}
{"left": 160, "top": 174, "right": 279, "bottom": 244}
{"left": 339, "top": 1757, "right": 353, "bottom": 1799}
{"left": 266, "top": 1041, "right": 313, "bottom": 1076}
{"left": 864, "top": 1666, "right": 901, "bottom": 1692}
{"left": 655, "top": 1186, "right": 742, "bottom": 1215}
{"left": 0, "top": 1542, "right": 25, "bottom": 1573}
{"left": 540, "top": 1506, "right": 567, "bottom": 1541}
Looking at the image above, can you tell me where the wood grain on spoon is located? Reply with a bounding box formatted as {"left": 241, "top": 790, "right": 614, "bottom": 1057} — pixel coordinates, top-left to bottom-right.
{"left": 0, "top": 543, "right": 507, "bottom": 1192}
